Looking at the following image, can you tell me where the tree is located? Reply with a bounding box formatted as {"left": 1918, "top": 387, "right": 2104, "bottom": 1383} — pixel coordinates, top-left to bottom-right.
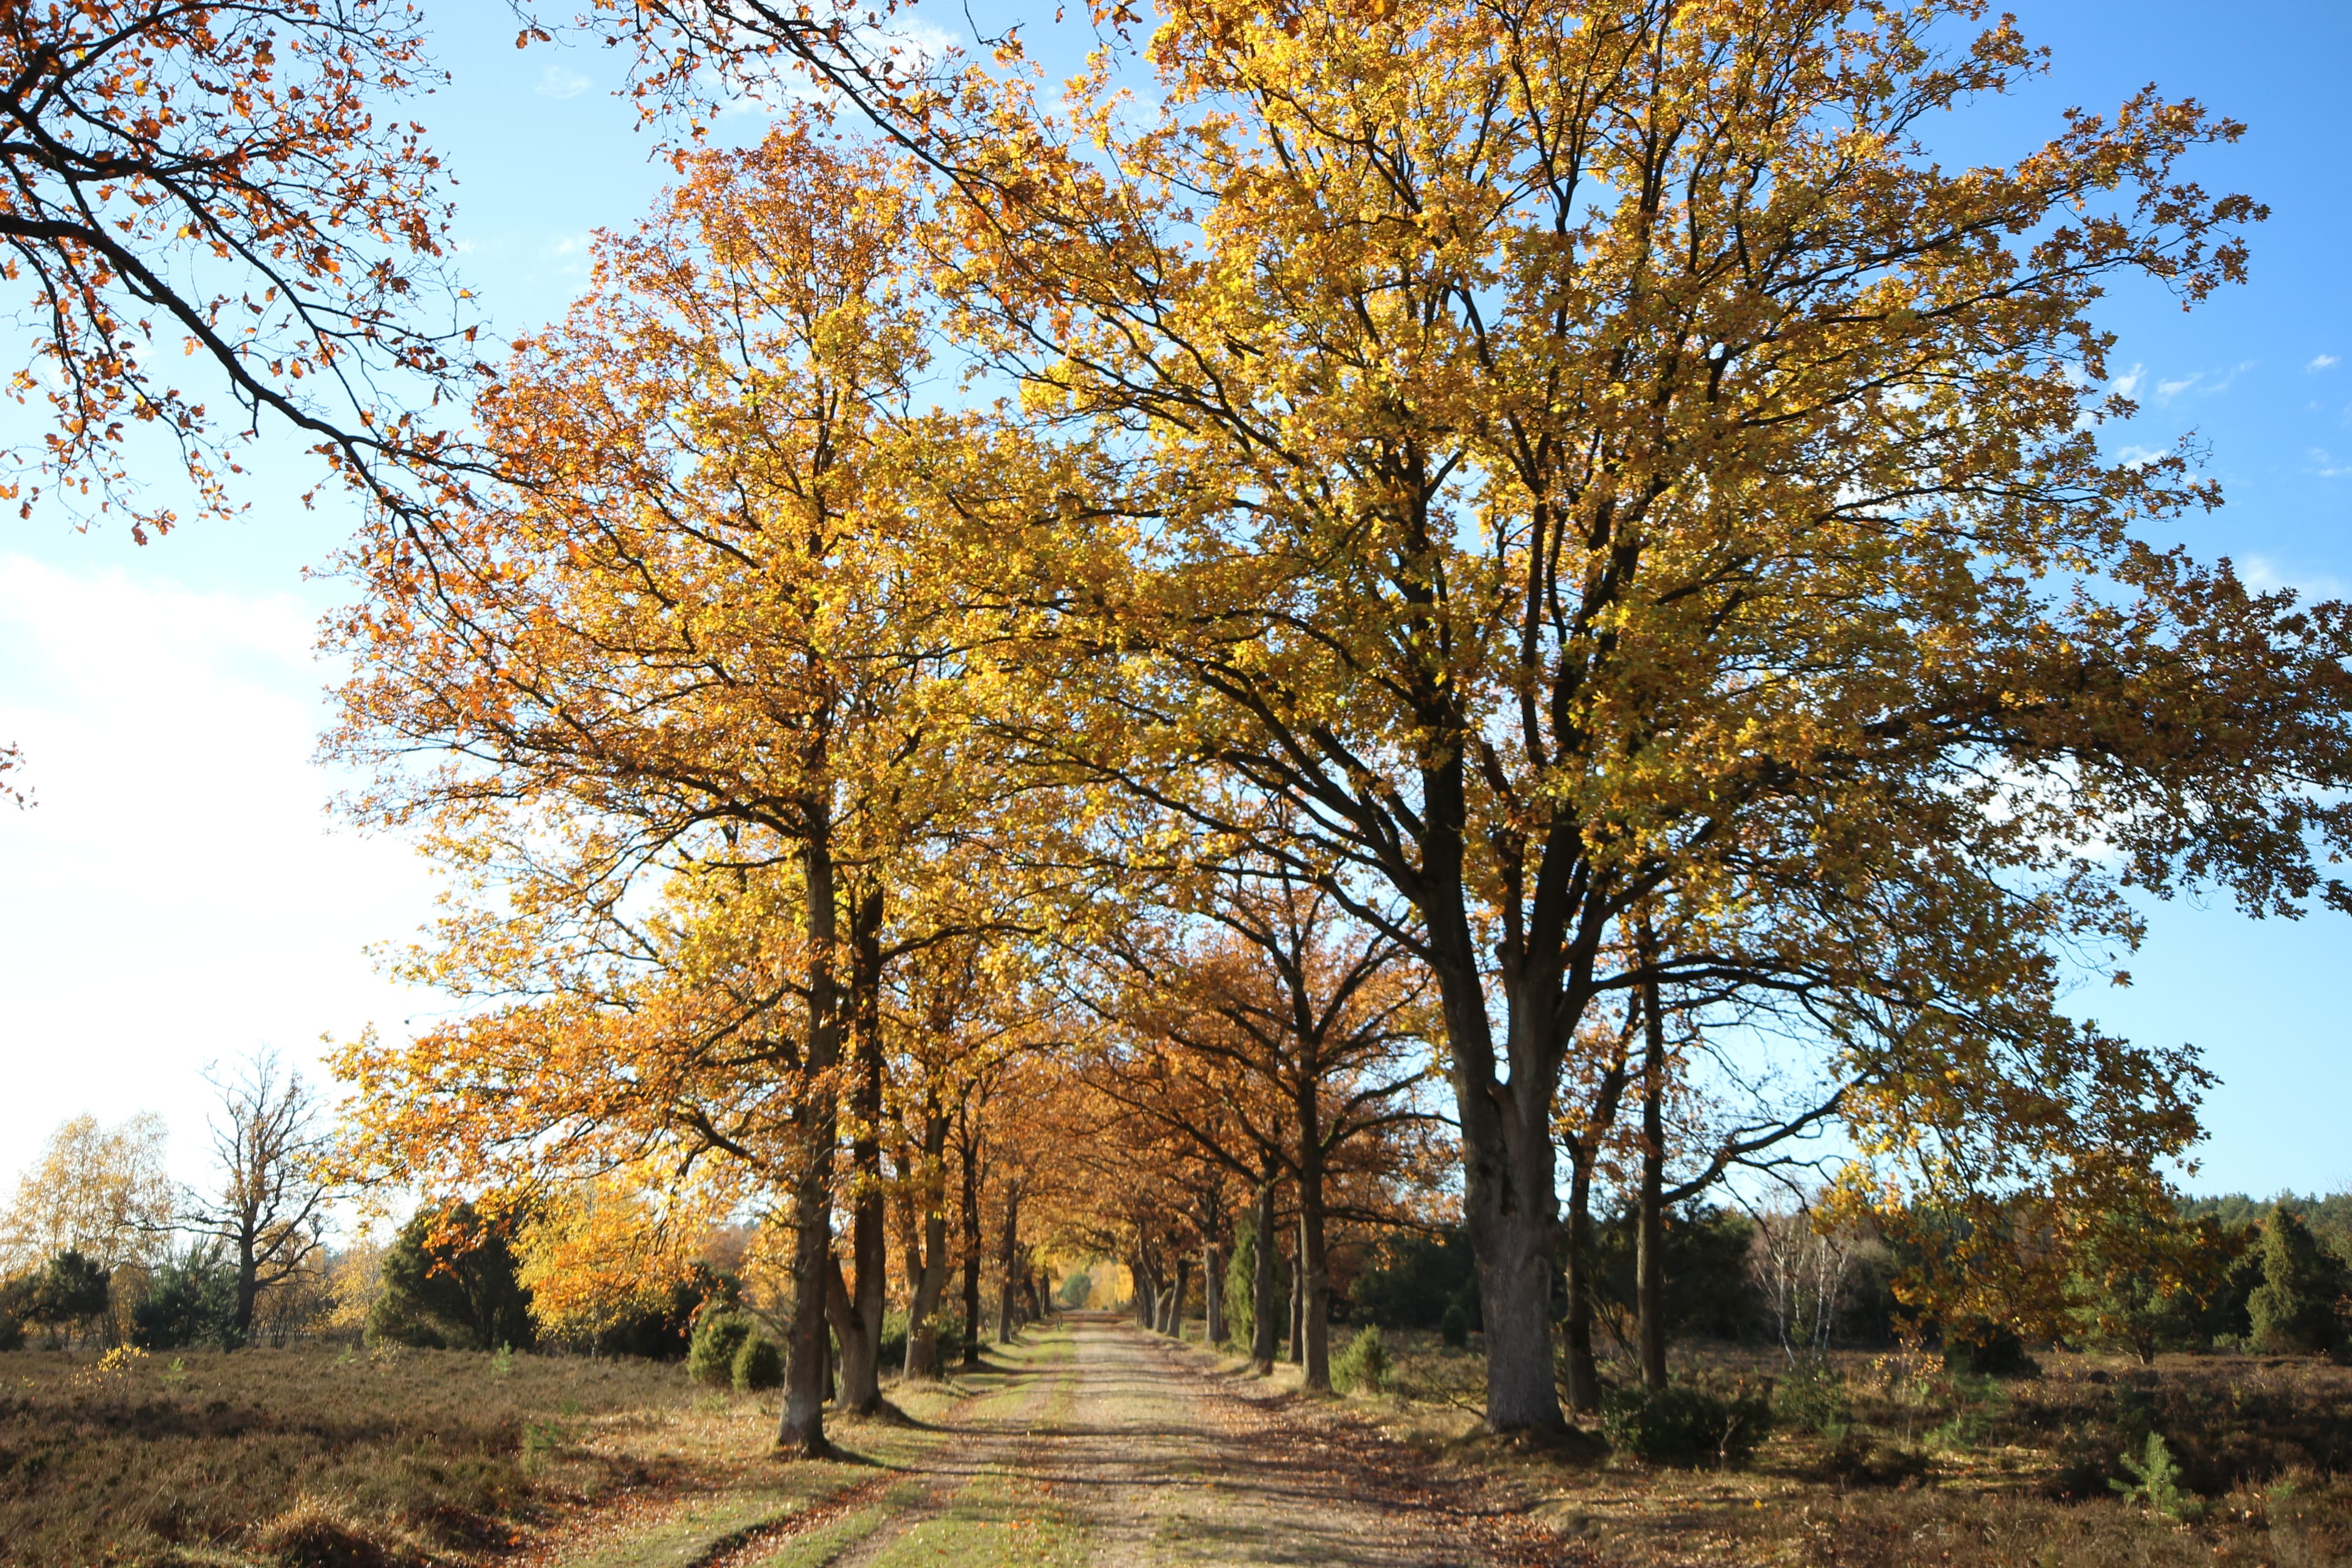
{"left": 2247, "top": 1205, "right": 2347, "bottom": 1357}
{"left": 514, "top": 1177, "right": 710, "bottom": 1355}
{"left": 2065, "top": 1194, "right": 2233, "bottom": 1363}
{"left": 330, "top": 120, "right": 1020, "bottom": 1454}
{"left": 367, "top": 1202, "right": 535, "bottom": 1352}
{"left": 1081, "top": 861, "right": 1443, "bottom": 1389}
{"left": 179, "top": 1050, "right": 339, "bottom": 1346}
{"left": 26, "top": 1249, "right": 113, "bottom": 1349}
{"left": 0, "top": 1112, "right": 173, "bottom": 1275}
{"left": 132, "top": 1242, "right": 239, "bottom": 1351}
{"left": 877, "top": 0, "right": 2340, "bottom": 1433}
{"left": 0, "top": 1, "right": 478, "bottom": 536}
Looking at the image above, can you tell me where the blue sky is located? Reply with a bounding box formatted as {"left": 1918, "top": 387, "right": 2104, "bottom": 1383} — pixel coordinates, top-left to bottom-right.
{"left": 0, "top": 1, "right": 2345, "bottom": 1200}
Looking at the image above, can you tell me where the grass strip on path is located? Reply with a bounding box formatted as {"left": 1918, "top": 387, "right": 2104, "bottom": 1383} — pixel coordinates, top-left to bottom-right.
{"left": 737, "top": 1324, "right": 1085, "bottom": 1568}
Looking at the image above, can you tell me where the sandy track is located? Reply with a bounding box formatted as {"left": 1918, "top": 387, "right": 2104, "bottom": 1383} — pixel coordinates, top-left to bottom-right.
{"left": 1014, "top": 1316, "right": 1561, "bottom": 1567}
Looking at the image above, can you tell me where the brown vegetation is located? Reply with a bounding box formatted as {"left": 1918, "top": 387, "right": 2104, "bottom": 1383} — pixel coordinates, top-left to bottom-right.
{"left": 1340, "top": 1332, "right": 2352, "bottom": 1567}
{"left": 0, "top": 1344, "right": 693, "bottom": 1567}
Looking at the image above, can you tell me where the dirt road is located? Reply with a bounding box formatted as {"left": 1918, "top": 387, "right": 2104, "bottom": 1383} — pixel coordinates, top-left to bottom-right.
{"left": 677, "top": 1315, "right": 1562, "bottom": 1568}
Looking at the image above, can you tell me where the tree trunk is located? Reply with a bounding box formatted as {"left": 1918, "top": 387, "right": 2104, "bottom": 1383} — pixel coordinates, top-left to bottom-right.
{"left": 958, "top": 1102, "right": 984, "bottom": 1370}
{"left": 1131, "top": 1261, "right": 1152, "bottom": 1327}
{"left": 995, "top": 1182, "right": 1024, "bottom": 1344}
{"left": 233, "top": 1228, "right": 260, "bottom": 1348}
{"left": 1250, "top": 1178, "right": 1280, "bottom": 1373}
{"left": 1169, "top": 1256, "right": 1191, "bottom": 1339}
{"left": 1561, "top": 1148, "right": 1604, "bottom": 1413}
{"left": 778, "top": 829, "right": 845, "bottom": 1457}
{"left": 1297, "top": 1076, "right": 1332, "bottom": 1391}
{"left": 1300, "top": 1200, "right": 1330, "bottom": 1390}
{"left": 1637, "top": 949, "right": 1670, "bottom": 1392}
{"left": 1204, "top": 1238, "right": 1225, "bottom": 1346}
{"left": 1443, "top": 932, "right": 1566, "bottom": 1433}
{"left": 835, "top": 887, "right": 889, "bottom": 1413}
{"left": 903, "top": 1094, "right": 952, "bottom": 1379}
{"left": 1287, "top": 1246, "right": 1303, "bottom": 1363}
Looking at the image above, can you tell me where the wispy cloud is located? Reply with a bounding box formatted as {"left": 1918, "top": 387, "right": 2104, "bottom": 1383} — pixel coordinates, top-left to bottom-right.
{"left": 2308, "top": 448, "right": 2352, "bottom": 480}
{"left": 2310, "top": 354, "right": 2340, "bottom": 372}
{"left": 2110, "top": 363, "right": 2144, "bottom": 398}
{"left": 537, "top": 64, "right": 590, "bottom": 99}
{"left": 2242, "top": 554, "right": 2350, "bottom": 598}
{"left": 2113, "top": 444, "right": 2169, "bottom": 469}
{"left": 2147, "top": 361, "right": 2256, "bottom": 404}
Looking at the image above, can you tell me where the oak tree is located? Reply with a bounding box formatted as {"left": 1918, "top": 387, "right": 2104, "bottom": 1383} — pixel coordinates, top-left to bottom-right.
{"left": 1, "top": 1, "right": 477, "bottom": 535}
{"left": 897, "top": 1, "right": 2339, "bottom": 1431}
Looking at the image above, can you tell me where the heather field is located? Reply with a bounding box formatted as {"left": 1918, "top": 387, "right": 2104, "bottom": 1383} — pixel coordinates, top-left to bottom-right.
{"left": 11, "top": 1322, "right": 2352, "bottom": 1567}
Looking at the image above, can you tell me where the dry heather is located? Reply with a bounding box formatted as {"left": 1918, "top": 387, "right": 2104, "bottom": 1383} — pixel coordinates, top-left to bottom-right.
{"left": 1350, "top": 1333, "right": 2352, "bottom": 1566}
{"left": 0, "top": 1343, "right": 706, "bottom": 1567}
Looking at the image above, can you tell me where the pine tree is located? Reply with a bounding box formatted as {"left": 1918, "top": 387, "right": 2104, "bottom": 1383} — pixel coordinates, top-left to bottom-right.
{"left": 2247, "top": 1207, "right": 2347, "bottom": 1355}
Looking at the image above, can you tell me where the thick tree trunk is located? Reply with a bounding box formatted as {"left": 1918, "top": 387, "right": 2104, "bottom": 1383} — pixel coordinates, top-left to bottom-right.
{"left": 1297, "top": 1079, "right": 1332, "bottom": 1391}
{"left": 1169, "top": 1256, "right": 1191, "bottom": 1339}
{"left": 903, "top": 1095, "right": 951, "bottom": 1379}
{"left": 233, "top": 1231, "right": 259, "bottom": 1347}
{"left": 835, "top": 889, "right": 889, "bottom": 1412}
{"left": 1131, "top": 1261, "right": 1154, "bottom": 1327}
{"left": 779, "top": 1157, "right": 839, "bottom": 1452}
{"left": 778, "top": 831, "right": 845, "bottom": 1457}
{"left": 1250, "top": 1178, "right": 1280, "bottom": 1373}
{"left": 959, "top": 1105, "right": 984, "bottom": 1370}
{"left": 1561, "top": 1152, "right": 1604, "bottom": 1413}
{"left": 1637, "top": 956, "right": 1670, "bottom": 1391}
{"left": 1300, "top": 1204, "right": 1330, "bottom": 1390}
{"left": 995, "top": 1182, "right": 1024, "bottom": 1343}
{"left": 1287, "top": 1247, "right": 1303, "bottom": 1363}
{"left": 1444, "top": 933, "right": 1566, "bottom": 1432}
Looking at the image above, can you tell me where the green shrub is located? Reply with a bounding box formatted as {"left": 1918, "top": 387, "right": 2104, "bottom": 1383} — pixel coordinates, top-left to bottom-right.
{"left": 1773, "top": 1358, "right": 1850, "bottom": 1435}
{"left": 1439, "top": 1303, "right": 1470, "bottom": 1349}
{"left": 1601, "top": 1382, "right": 1773, "bottom": 1468}
{"left": 687, "top": 1311, "right": 755, "bottom": 1386}
{"left": 1351, "top": 1231, "right": 1478, "bottom": 1332}
{"left": 1940, "top": 1320, "right": 2038, "bottom": 1378}
{"left": 1333, "top": 1326, "right": 1390, "bottom": 1394}
{"left": 732, "top": 1332, "right": 784, "bottom": 1392}
{"left": 1224, "top": 1227, "right": 1258, "bottom": 1349}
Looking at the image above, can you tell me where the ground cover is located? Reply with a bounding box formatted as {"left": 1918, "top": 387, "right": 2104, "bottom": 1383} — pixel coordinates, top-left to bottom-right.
{"left": 1309, "top": 1328, "right": 2352, "bottom": 1566}
{"left": 18, "top": 1317, "right": 2352, "bottom": 1567}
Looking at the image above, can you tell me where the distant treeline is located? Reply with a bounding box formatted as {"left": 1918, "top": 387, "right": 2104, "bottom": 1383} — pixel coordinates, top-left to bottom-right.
{"left": 1342, "top": 1190, "right": 2352, "bottom": 1365}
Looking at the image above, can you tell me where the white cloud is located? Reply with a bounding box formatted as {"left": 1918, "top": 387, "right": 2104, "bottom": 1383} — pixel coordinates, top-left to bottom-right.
{"left": 537, "top": 64, "right": 591, "bottom": 100}
{"left": 2310, "top": 448, "right": 2352, "bottom": 480}
{"left": 2155, "top": 373, "right": 2199, "bottom": 401}
{"left": 2241, "top": 554, "right": 2350, "bottom": 598}
{"left": 2309, "top": 354, "right": 2339, "bottom": 372}
{"left": 0, "top": 557, "right": 435, "bottom": 1191}
{"left": 2113, "top": 444, "right": 2168, "bottom": 469}
{"left": 2110, "top": 363, "right": 2144, "bottom": 398}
